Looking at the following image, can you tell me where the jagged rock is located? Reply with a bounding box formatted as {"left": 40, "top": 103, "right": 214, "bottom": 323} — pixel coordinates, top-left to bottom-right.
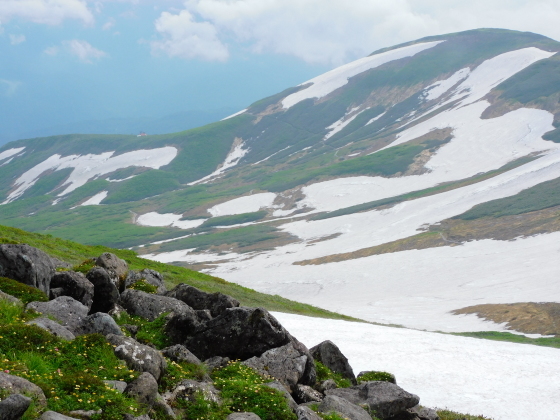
{"left": 106, "top": 334, "right": 167, "bottom": 381}
{"left": 50, "top": 271, "right": 94, "bottom": 309}
{"left": 165, "top": 379, "right": 221, "bottom": 405}
{"left": 96, "top": 252, "right": 128, "bottom": 279}
{"left": 195, "top": 309, "right": 212, "bottom": 322}
{"left": 310, "top": 340, "right": 356, "bottom": 385}
{"left": 358, "top": 371, "right": 397, "bottom": 385}
{"left": 243, "top": 343, "right": 311, "bottom": 392}
{"left": 76, "top": 312, "right": 123, "bottom": 336}
{"left": 203, "top": 356, "right": 230, "bottom": 371}
{"left": 319, "top": 395, "right": 372, "bottom": 420}
{"left": 326, "top": 381, "right": 419, "bottom": 419}
{"left": 68, "top": 410, "right": 102, "bottom": 419}
{"left": 108, "top": 304, "right": 128, "bottom": 319}
{"left": 407, "top": 406, "right": 439, "bottom": 420}
{"left": 87, "top": 267, "right": 120, "bottom": 314}
{"left": 0, "top": 393, "right": 32, "bottom": 420}
{"left": 123, "top": 324, "right": 139, "bottom": 337}
{"left": 162, "top": 344, "right": 202, "bottom": 365}
{"left": 318, "top": 379, "right": 338, "bottom": 393}
{"left": 0, "top": 372, "right": 47, "bottom": 406}
{"left": 125, "top": 269, "right": 166, "bottom": 294}
{"left": 296, "top": 406, "right": 323, "bottom": 420}
{"left": 226, "top": 413, "right": 262, "bottom": 420}
{"left": 125, "top": 372, "right": 159, "bottom": 406}
{"left": 0, "top": 243, "right": 56, "bottom": 295}
{"left": 184, "top": 307, "right": 291, "bottom": 361}
{"left": 104, "top": 380, "right": 127, "bottom": 393}
{"left": 27, "top": 296, "right": 88, "bottom": 334}
{"left": 0, "top": 290, "right": 22, "bottom": 306}
{"left": 120, "top": 289, "right": 193, "bottom": 321}
{"left": 295, "top": 384, "right": 323, "bottom": 404}
{"left": 164, "top": 310, "right": 204, "bottom": 345}
{"left": 264, "top": 381, "right": 298, "bottom": 411}
{"left": 40, "top": 412, "right": 80, "bottom": 420}
{"left": 49, "top": 287, "right": 65, "bottom": 299}
{"left": 27, "top": 317, "right": 76, "bottom": 340}
{"left": 166, "top": 283, "right": 239, "bottom": 317}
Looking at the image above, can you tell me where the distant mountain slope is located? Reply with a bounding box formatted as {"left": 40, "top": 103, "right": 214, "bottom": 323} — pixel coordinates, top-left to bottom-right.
{"left": 1, "top": 29, "right": 560, "bottom": 333}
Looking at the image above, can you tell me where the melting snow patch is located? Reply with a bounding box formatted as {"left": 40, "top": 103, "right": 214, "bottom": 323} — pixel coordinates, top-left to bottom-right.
{"left": 81, "top": 191, "right": 108, "bottom": 206}
{"left": 365, "top": 111, "right": 386, "bottom": 125}
{"left": 136, "top": 212, "right": 206, "bottom": 230}
{"left": 189, "top": 139, "right": 248, "bottom": 185}
{"left": 3, "top": 147, "right": 178, "bottom": 204}
{"left": 0, "top": 147, "right": 25, "bottom": 162}
{"left": 324, "top": 108, "right": 368, "bottom": 140}
{"left": 421, "top": 68, "right": 470, "bottom": 101}
{"left": 208, "top": 192, "right": 276, "bottom": 217}
{"left": 274, "top": 312, "right": 560, "bottom": 420}
{"left": 221, "top": 109, "right": 247, "bottom": 120}
{"left": 282, "top": 41, "right": 444, "bottom": 109}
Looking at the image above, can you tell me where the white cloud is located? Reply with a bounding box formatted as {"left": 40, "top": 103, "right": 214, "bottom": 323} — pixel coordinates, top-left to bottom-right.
{"left": 62, "top": 39, "right": 107, "bottom": 62}
{"left": 0, "top": 0, "right": 94, "bottom": 26}
{"left": 154, "top": 0, "right": 560, "bottom": 65}
{"left": 44, "top": 45, "right": 59, "bottom": 55}
{"left": 150, "top": 9, "right": 229, "bottom": 61}
{"left": 9, "top": 34, "right": 26, "bottom": 45}
{"left": 0, "top": 79, "right": 22, "bottom": 96}
{"left": 102, "top": 17, "right": 115, "bottom": 30}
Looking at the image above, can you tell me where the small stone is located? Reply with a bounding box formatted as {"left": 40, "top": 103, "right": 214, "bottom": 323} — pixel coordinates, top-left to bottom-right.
{"left": 125, "top": 372, "right": 159, "bottom": 406}
{"left": 0, "top": 393, "right": 32, "bottom": 420}
{"left": 226, "top": 413, "right": 262, "bottom": 420}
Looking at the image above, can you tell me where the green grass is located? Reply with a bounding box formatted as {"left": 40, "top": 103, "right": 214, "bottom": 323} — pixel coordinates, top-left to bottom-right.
{"left": 315, "top": 361, "right": 352, "bottom": 388}
{"left": 127, "top": 279, "right": 158, "bottom": 294}
{"left": 258, "top": 143, "right": 425, "bottom": 192}
{"left": 453, "top": 331, "right": 560, "bottom": 348}
{"left": 199, "top": 211, "right": 268, "bottom": 228}
{"left": 0, "top": 277, "right": 49, "bottom": 304}
{"left": 113, "top": 312, "right": 171, "bottom": 349}
{"left": 0, "top": 224, "right": 360, "bottom": 322}
{"left": 356, "top": 371, "right": 395, "bottom": 384}
{"left": 437, "top": 409, "right": 493, "bottom": 420}
{"left": 456, "top": 176, "right": 560, "bottom": 220}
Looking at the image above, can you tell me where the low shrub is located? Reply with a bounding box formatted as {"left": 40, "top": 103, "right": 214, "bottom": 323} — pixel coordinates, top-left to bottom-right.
{"left": 315, "top": 361, "right": 352, "bottom": 388}
{"left": 357, "top": 371, "right": 396, "bottom": 384}
{"left": 127, "top": 279, "right": 158, "bottom": 294}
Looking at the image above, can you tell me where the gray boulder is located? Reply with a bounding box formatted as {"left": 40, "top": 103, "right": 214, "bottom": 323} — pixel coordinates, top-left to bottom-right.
{"left": 243, "top": 343, "right": 311, "bottom": 392}
{"left": 162, "top": 344, "right": 202, "bottom": 365}
{"left": 75, "top": 312, "right": 123, "bottom": 336}
{"left": 164, "top": 309, "right": 204, "bottom": 345}
{"left": 0, "top": 290, "right": 22, "bottom": 306}
{"left": 264, "top": 381, "right": 298, "bottom": 411}
{"left": 104, "top": 380, "right": 127, "bottom": 393}
{"left": 50, "top": 271, "right": 94, "bottom": 309}
{"left": 310, "top": 340, "right": 356, "bottom": 385}
{"left": 0, "top": 372, "right": 47, "bottom": 406}
{"left": 296, "top": 406, "right": 323, "bottom": 420}
{"left": 326, "top": 381, "right": 419, "bottom": 419}
{"left": 408, "top": 406, "right": 440, "bottom": 420}
{"left": 27, "top": 296, "right": 88, "bottom": 333}
{"left": 96, "top": 252, "right": 128, "bottom": 279}
{"left": 226, "top": 413, "right": 261, "bottom": 420}
{"left": 318, "top": 379, "right": 337, "bottom": 393}
{"left": 87, "top": 267, "right": 120, "bottom": 314}
{"left": 27, "top": 317, "right": 76, "bottom": 341}
{"left": 166, "top": 283, "right": 239, "bottom": 317}
{"left": 125, "top": 269, "right": 166, "bottom": 294}
{"left": 125, "top": 372, "right": 159, "bottom": 406}
{"left": 106, "top": 334, "right": 167, "bottom": 381}
{"left": 119, "top": 289, "right": 193, "bottom": 321}
{"left": 203, "top": 356, "right": 230, "bottom": 371}
{"left": 0, "top": 243, "right": 56, "bottom": 295}
{"left": 184, "top": 307, "right": 291, "bottom": 361}
{"left": 68, "top": 410, "right": 102, "bottom": 419}
{"left": 164, "top": 379, "right": 221, "bottom": 405}
{"left": 154, "top": 396, "right": 177, "bottom": 419}
{"left": 294, "top": 384, "right": 323, "bottom": 404}
{"left": 319, "top": 395, "right": 372, "bottom": 420}
{"left": 0, "top": 393, "right": 32, "bottom": 420}
{"left": 40, "top": 412, "right": 80, "bottom": 420}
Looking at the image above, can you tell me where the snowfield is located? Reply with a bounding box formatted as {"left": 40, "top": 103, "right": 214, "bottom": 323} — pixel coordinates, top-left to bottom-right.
{"left": 0, "top": 147, "right": 25, "bottom": 162}
{"left": 282, "top": 41, "right": 444, "bottom": 109}
{"left": 136, "top": 212, "right": 206, "bottom": 229}
{"left": 189, "top": 140, "right": 249, "bottom": 185}
{"left": 2, "top": 147, "right": 178, "bottom": 204}
{"left": 273, "top": 312, "right": 560, "bottom": 420}
{"left": 80, "top": 191, "right": 108, "bottom": 206}
{"left": 208, "top": 192, "right": 276, "bottom": 217}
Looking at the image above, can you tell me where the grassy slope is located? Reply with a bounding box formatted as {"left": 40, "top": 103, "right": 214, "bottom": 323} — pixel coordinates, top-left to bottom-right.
{"left": 0, "top": 224, "right": 358, "bottom": 322}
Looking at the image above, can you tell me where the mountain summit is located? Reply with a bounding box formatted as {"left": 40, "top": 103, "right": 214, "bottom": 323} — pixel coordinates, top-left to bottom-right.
{"left": 1, "top": 28, "right": 560, "bottom": 333}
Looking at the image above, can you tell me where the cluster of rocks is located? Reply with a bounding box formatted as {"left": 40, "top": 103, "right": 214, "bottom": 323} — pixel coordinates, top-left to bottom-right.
{"left": 0, "top": 243, "right": 440, "bottom": 420}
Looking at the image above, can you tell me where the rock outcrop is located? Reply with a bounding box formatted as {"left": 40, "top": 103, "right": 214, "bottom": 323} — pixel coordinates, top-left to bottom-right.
{"left": 0, "top": 244, "right": 56, "bottom": 295}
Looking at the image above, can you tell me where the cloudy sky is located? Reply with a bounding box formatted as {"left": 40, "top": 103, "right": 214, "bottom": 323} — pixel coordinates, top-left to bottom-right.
{"left": 1, "top": 0, "right": 559, "bottom": 144}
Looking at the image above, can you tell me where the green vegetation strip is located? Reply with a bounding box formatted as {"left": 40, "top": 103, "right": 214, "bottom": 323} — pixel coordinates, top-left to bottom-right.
{"left": 453, "top": 331, "right": 560, "bottom": 349}
{"left": 0, "top": 224, "right": 359, "bottom": 322}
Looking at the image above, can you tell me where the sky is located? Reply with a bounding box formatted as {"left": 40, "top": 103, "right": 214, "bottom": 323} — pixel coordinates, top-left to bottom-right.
{"left": 1, "top": 0, "right": 560, "bottom": 145}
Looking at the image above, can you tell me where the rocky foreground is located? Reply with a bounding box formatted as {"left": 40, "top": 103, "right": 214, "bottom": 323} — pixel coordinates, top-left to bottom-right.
{"left": 0, "top": 243, "right": 443, "bottom": 420}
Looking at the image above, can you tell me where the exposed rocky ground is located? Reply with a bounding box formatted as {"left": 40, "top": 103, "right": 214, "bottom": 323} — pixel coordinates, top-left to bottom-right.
{"left": 0, "top": 242, "right": 484, "bottom": 420}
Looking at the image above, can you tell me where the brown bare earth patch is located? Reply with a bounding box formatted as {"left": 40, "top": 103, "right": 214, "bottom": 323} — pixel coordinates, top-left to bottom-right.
{"left": 452, "top": 303, "right": 560, "bottom": 335}
{"left": 295, "top": 205, "right": 560, "bottom": 265}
